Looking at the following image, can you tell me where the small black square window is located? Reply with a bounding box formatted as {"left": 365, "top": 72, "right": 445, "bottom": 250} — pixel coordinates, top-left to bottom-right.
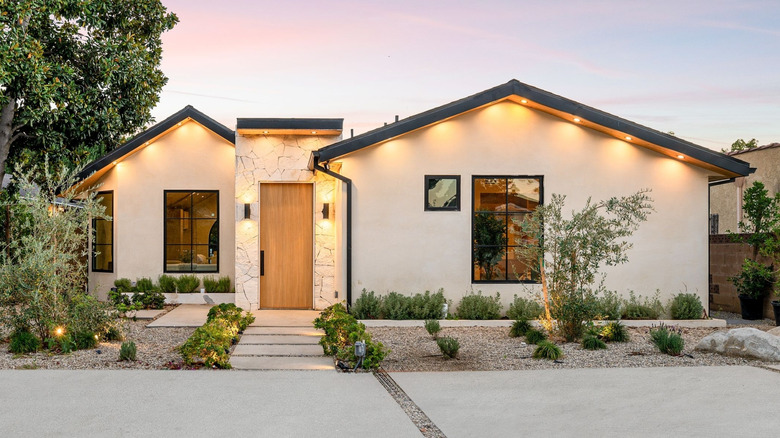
{"left": 425, "top": 175, "right": 460, "bottom": 211}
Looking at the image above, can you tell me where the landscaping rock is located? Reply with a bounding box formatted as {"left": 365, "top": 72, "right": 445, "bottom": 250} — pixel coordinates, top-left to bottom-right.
{"left": 767, "top": 327, "right": 780, "bottom": 337}
{"left": 695, "top": 328, "right": 780, "bottom": 362}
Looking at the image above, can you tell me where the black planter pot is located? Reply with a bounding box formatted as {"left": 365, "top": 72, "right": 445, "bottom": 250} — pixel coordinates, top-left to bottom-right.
{"left": 739, "top": 295, "right": 765, "bottom": 320}
{"left": 772, "top": 301, "right": 780, "bottom": 326}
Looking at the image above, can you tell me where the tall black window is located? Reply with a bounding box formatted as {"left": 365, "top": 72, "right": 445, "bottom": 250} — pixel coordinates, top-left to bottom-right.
{"left": 472, "top": 176, "right": 542, "bottom": 283}
{"left": 92, "top": 191, "right": 113, "bottom": 272}
{"left": 164, "top": 191, "right": 219, "bottom": 273}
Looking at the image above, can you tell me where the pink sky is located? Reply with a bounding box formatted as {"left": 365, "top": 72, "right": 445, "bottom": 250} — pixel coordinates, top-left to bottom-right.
{"left": 153, "top": 0, "right": 780, "bottom": 151}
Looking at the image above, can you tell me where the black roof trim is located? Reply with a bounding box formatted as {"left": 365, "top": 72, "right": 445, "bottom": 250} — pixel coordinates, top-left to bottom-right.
{"left": 77, "top": 106, "right": 235, "bottom": 181}
{"left": 237, "top": 118, "right": 343, "bottom": 131}
{"left": 315, "top": 80, "right": 750, "bottom": 177}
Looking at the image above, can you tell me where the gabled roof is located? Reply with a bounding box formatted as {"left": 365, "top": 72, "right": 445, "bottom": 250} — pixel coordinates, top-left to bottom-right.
{"left": 314, "top": 80, "right": 750, "bottom": 179}
{"left": 76, "top": 105, "right": 235, "bottom": 183}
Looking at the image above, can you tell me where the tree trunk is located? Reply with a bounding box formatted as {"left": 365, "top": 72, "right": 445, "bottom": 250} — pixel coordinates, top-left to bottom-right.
{"left": 0, "top": 97, "right": 17, "bottom": 188}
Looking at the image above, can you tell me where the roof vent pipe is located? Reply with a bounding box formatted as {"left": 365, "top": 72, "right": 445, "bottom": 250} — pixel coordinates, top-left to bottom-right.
{"left": 395, "top": 115, "right": 399, "bottom": 122}
{"left": 350, "top": 128, "right": 353, "bottom": 138}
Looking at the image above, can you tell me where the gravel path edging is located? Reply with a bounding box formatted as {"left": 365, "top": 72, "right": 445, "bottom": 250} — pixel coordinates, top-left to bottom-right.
{"left": 374, "top": 368, "right": 446, "bottom": 438}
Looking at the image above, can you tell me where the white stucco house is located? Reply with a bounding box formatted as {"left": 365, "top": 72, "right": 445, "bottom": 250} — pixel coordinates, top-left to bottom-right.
{"left": 78, "top": 80, "right": 750, "bottom": 311}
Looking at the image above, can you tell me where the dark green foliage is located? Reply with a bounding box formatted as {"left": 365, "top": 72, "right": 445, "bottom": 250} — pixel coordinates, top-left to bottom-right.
{"left": 119, "top": 341, "right": 137, "bottom": 361}
{"left": 108, "top": 289, "right": 132, "bottom": 308}
{"left": 206, "top": 303, "right": 255, "bottom": 331}
{"left": 669, "top": 293, "right": 704, "bottom": 320}
{"left": 730, "top": 259, "right": 773, "bottom": 299}
{"left": 473, "top": 212, "right": 507, "bottom": 280}
{"left": 46, "top": 333, "right": 76, "bottom": 354}
{"left": 732, "top": 181, "right": 779, "bottom": 258}
{"left": 351, "top": 289, "right": 383, "bottom": 319}
{"left": 509, "top": 319, "right": 531, "bottom": 338}
{"left": 533, "top": 340, "right": 563, "bottom": 360}
{"left": 157, "top": 275, "right": 177, "bottom": 293}
{"left": 132, "top": 291, "right": 166, "bottom": 310}
{"left": 381, "top": 292, "right": 413, "bottom": 320}
{"left": 175, "top": 275, "right": 200, "bottom": 293}
{"left": 409, "top": 289, "right": 447, "bottom": 319}
{"left": 600, "top": 321, "right": 630, "bottom": 343}
{"left": 650, "top": 323, "right": 684, "bottom": 356}
{"left": 723, "top": 138, "right": 758, "bottom": 153}
{"left": 202, "top": 276, "right": 232, "bottom": 293}
{"left": 114, "top": 278, "right": 134, "bottom": 293}
{"left": 582, "top": 335, "right": 607, "bottom": 350}
{"left": 104, "top": 324, "right": 125, "bottom": 342}
{"left": 506, "top": 295, "right": 543, "bottom": 320}
{"left": 68, "top": 294, "right": 117, "bottom": 339}
{"left": 135, "top": 277, "right": 157, "bottom": 292}
{"left": 436, "top": 337, "right": 460, "bottom": 359}
{"left": 424, "top": 319, "right": 441, "bottom": 339}
{"left": 525, "top": 328, "right": 547, "bottom": 345}
{"left": 593, "top": 290, "right": 622, "bottom": 320}
{"left": 455, "top": 291, "right": 502, "bottom": 320}
{"left": 9, "top": 330, "right": 40, "bottom": 353}
{"left": 179, "top": 319, "right": 237, "bottom": 368}
{"left": 621, "top": 291, "right": 664, "bottom": 320}
{"left": 313, "top": 304, "right": 388, "bottom": 369}
{"left": 73, "top": 331, "right": 98, "bottom": 350}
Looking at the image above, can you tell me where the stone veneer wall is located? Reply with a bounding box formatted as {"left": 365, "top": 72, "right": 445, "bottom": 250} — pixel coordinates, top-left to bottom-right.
{"left": 234, "top": 134, "right": 341, "bottom": 310}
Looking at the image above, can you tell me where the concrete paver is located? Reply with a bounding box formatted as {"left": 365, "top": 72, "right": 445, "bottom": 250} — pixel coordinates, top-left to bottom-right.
{"left": 233, "top": 344, "right": 323, "bottom": 356}
{"left": 250, "top": 310, "right": 321, "bottom": 326}
{"left": 229, "top": 356, "right": 335, "bottom": 370}
{"left": 239, "top": 334, "right": 321, "bottom": 344}
{"left": 243, "top": 326, "right": 323, "bottom": 336}
{"left": 146, "top": 304, "right": 210, "bottom": 327}
{"left": 125, "top": 309, "right": 166, "bottom": 320}
{"left": 390, "top": 366, "right": 780, "bottom": 438}
{"left": 0, "top": 370, "right": 418, "bottom": 437}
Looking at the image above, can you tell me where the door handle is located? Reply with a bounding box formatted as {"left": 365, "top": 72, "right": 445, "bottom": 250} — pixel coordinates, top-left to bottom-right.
{"left": 260, "top": 250, "right": 264, "bottom": 276}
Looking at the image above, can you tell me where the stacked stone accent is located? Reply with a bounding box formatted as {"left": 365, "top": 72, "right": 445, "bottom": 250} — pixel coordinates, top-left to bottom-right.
{"left": 235, "top": 134, "right": 341, "bottom": 310}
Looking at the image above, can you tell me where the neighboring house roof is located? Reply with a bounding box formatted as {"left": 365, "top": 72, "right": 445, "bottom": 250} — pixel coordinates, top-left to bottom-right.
{"left": 314, "top": 79, "right": 750, "bottom": 179}
{"left": 76, "top": 105, "right": 235, "bottom": 184}
{"left": 728, "top": 142, "right": 780, "bottom": 156}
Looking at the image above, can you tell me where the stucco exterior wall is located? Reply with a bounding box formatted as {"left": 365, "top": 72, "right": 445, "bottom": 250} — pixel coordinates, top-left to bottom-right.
{"left": 234, "top": 134, "right": 341, "bottom": 310}
{"left": 88, "top": 121, "right": 236, "bottom": 299}
{"left": 335, "top": 100, "right": 715, "bottom": 311}
{"left": 709, "top": 146, "right": 780, "bottom": 234}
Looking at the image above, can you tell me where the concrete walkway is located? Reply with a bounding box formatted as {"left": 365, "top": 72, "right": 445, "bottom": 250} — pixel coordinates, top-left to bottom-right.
{"left": 1, "top": 366, "right": 778, "bottom": 437}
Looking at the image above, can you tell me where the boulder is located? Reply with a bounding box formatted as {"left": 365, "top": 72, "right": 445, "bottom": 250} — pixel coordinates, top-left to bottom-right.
{"left": 695, "top": 327, "right": 780, "bottom": 362}
{"left": 767, "top": 327, "right": 780, "bottom": 337}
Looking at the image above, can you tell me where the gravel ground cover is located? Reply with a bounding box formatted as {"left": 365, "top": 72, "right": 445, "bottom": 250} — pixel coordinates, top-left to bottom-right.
{"left": 0, "top": 307, "right": 194, "bottom": 370}
{"left": 368, "top": 324, "right": 777, "bottom": 372}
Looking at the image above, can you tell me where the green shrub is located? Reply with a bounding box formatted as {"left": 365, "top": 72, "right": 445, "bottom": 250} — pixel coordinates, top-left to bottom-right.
{"left": 132, "top": 291, "right": 166, "bottom": 310}
{"left": 335, "top": 323, "right": 388, "bottom": 369}
{"left": 206, "top": 303, "right": 255, "bottom": 331}
{"left": 455, "top": 291, "right": 502, "bottom": 320}
{"left": 179, "top": 319, "right": 237, "bottom": 368}
{"left": 108, "top": 288, "right": 132, "bottom": 307}
{"left": 216, "top": 276, "right": 231, "bottom": 293}
{"left": 582, "top": 335, "right": 607, "bottom": 350}
{"left": 525, "top": 328, "right": 547, "bottom": 345}
{"left": 730, "top": 258, "right": 774, "bottom": 299}
{"left": 593, "top": 290, "right": 622, "bottom": 320}
{"left": 104, "top": 324, "right": 125, "bottom": 342}
{"left": 9, "top": 330, "right": 40, "bottom": 353}
{"left": 68, "top": 294, "right": 118, "bottom": 339}
{"left": 119, "top": 341, "right": 137, "bottom": 361}
{"left": 622, "top": 291, "right": 664, "bottom": 320}
{"left": 649, "top": 323, "right": 684, "bottom": 356}
{"left": 506, "top": 295, "right": 543, "bottom": 320}
{"left": 424, "top": 319, "right": 441, "bottom": 339}
{"left": 351, "top": 289, "right": 382, "bottom": 319}
{"left": 203, "top": 276, "right": 231, "bottom": 293}
{"left": 381, "top": 292, "right": 412, "bottom": 319}
{"left": 114, "top": 278, "right": 133, "bottom": 293}
{"left": 533, "top": 340, "right": 563, "bottom": 360}
{"left": 436, "top": 337, "right": 460, "bottom": 359}
{"left": 509, "top": 319, "right": 531, "bottom": 338}
{"left": 409, "top": 289, "right": 447, "bottom": 319}
{"left": 158, "top": 274, "right": 177, "bottom": 293}
{"left": 175, "top": 275, "right": 200, "bottom": 293}
{"left": 73, "top": 331, "right": 98, "bottom": 350}
{"left": 600, "top": 321, "right": 630, "bottom": 343}
{"left": 314, "top": 303, "right": 388, "bottom": 369}
{"left": 135, "top": 277, "right": 157, "bottom": 292}
{"left": 669, "top": 293, "right": 704, "bottom": 320}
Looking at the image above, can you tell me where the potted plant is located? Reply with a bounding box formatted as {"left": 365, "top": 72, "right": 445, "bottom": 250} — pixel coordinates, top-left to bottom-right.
{"left": 730, "top": 259, "right": 773, "bottom": 320}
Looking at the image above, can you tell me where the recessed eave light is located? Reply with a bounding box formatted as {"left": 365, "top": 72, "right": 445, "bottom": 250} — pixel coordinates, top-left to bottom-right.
{"left": 625, "top": 136, "right": 632, "bottom": 141}
{"left": 520, "top": 99, "right": 528, "bottom": 104}
{"left": 677, "top": 154, "right": 685, "bottom": 159}
{"left": 573, "top": 117, "right": 581, "bottom": 123}
{"left": 263, "top": 130, "right": 269, "bottom": 134}
{"left": 311, "top": 131, "right": 318, "bottom": 134}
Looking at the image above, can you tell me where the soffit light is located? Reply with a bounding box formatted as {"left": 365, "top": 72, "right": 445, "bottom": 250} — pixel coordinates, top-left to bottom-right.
{"left": 520, "top": 99, "right": 528, "bottom": 104}
{"left": 677, "top": 154, "right": 685, "bottom": 159}
{"left": 311, "top": 131, "right": 318, "bottom": 134}
{"left": 573, "top": 117, "right": 581, "bottom": 123}
{"left": 625, "top": 136, "right": 632, "bottom": 141}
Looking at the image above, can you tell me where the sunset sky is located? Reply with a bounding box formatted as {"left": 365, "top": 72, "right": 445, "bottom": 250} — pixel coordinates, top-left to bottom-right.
{"left": 154, "top": 0, "right": 780, "bottom": 151}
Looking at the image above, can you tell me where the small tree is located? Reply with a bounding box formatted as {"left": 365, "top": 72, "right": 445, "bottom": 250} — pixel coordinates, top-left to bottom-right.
{"left": 473, "top": 212, "right": 507, "bottom": 280}
{"left": 721, "top": 138, "right": 759, "bottom": 154}
{"left": 0, "top": 160, "right": 108, "bottom": 343}
{"left": 731, "top": 181, "right": 779, "bottom": 260}
{"left": 519, "top": 190, "right": 654, "bottom": 341}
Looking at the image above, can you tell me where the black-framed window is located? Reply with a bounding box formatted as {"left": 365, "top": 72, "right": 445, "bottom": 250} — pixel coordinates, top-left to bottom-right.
{"left": 92, "top": 191, "right": 113, "bottom": 272}
{"left": 472, "top": 176, "right": 542, "bottom": 283}
{"left": 164, "top": 190, "right": 219, "bottom": 273}
{"left": 425, "top": 175, "right": 460, "bottom": 211}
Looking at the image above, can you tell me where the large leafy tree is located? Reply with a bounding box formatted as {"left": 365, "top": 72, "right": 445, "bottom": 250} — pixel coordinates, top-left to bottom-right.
{"left": 0, "top": 0, "right": 178, "bottom": 186}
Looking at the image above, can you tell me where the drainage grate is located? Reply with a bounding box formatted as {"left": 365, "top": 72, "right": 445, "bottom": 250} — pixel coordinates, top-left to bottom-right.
{"left": 373, "top": 368, "right": 446, "bottom": 438}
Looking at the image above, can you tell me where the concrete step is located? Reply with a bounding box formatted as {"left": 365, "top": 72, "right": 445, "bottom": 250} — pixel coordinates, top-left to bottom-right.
{"left": 229, "top": 355, "right": 334, "bottom": 371}
{"left": 243, "top": 327, "right": 323, "bottom": 336}
{"left": 239, "top": 335, "right": 321, "bottom": 345}
{"left": 233, "top": 344, "right": 324, "bottom": 357}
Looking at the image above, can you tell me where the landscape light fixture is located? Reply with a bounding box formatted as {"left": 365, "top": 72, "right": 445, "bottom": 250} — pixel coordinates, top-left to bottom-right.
{"left": 244, "top": 203, "right": 251, "bottom": 220}
{"left": 322, "top": 202, "right": 330, "bottom": 220}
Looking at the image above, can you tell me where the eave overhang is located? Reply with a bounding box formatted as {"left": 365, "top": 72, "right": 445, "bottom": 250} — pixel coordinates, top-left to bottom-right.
{"left": 237, "top": 118, "right": 343, "bottom": 136}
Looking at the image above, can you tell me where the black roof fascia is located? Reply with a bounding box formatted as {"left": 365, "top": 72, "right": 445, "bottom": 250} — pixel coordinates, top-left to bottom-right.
{"left": 77, "top": 106, "right": 235, "bottom": 181}
{"left": 315, "top": 80, "right": 750, "bottom": 177}
{"left": 237, "top": 118, "right": 343, "bottom": 131}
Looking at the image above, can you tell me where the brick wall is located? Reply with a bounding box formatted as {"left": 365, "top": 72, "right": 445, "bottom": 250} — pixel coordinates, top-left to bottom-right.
{"left": 709, "top": 234, "right": 775, "bottom": 318}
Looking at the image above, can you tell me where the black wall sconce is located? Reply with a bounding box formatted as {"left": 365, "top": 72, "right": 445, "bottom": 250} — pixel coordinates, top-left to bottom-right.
{"left": 244, "top": 203, "right": 251, "bottom": 220}
{"left": 322, "top": 202, "right": 330, "bottom": 220}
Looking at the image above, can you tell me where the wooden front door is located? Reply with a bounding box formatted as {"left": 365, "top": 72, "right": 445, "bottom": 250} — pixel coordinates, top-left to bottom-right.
{"left": 259, "top": 183, "right": 313, "bottom": 309}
